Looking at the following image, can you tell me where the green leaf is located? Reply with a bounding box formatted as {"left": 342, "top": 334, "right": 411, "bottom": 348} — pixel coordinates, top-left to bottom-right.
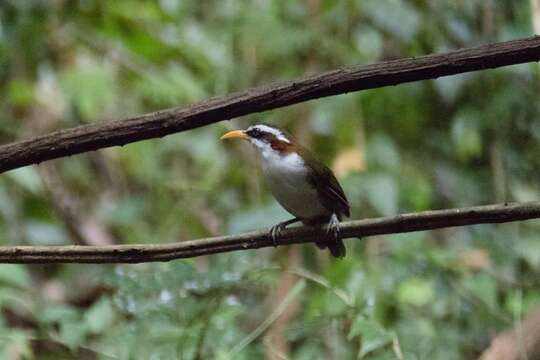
{"left": 0, "top": 330, "right": 32, "bottom": 359}
{"left": 135, "top": 64, "right": 206, "bottom": 106}
{"left": 85, "top": 296, "right": 115, "bottom": 334}
{"left": 6, "top": 167, "right": 42, "bottom": 194}
{"left": 59, "top": 321, "right": 89, "bottom": 350}
{"left": 61, "top": 62, "right": 117, "bottom": 120}
{"left": 397, "top": 277, "right": 435, "bottom": 306}
{"left": 506, "top": 290, "right": 540, "bottom": 315}
{"left": 462, "top": 274, "right": 497, "bottom": 310}
{"left": 0, "top": 265, "right": 31, "bottom": 289}
{"left": 348, "top": 316, "right": 393, "bottom": 358}
{"left": 40, "top": 305, "right": 79, "bottom": 324}
{"left": 8, "top": 79, "right": 35, "bottom": 107}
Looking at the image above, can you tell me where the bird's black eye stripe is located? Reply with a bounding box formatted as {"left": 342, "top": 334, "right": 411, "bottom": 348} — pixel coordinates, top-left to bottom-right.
{"left": 247, "top": 128, "right": 261, "bottom": 138}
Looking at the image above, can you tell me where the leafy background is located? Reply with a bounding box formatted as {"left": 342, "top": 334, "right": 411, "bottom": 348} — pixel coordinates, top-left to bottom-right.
{"left": 0, "top": 0, "right": 539, "bottom": 359}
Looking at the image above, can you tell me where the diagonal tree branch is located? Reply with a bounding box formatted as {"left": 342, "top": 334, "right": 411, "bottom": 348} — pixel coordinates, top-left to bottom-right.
{"left": 1, "top": 36, "right": 540, "bottom": 173}
{"left": 0, "top": 201, "right": 538, "bottom": 264}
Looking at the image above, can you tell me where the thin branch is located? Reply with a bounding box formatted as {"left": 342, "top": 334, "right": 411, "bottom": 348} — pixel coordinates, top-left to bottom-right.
{"left": 0, "top": 201, "right": 538, "bottom": 264}
{"left": 230, "top": 280, "right": 306, "bottom": 356}
{"left": 1, "top": 36, "right": 540, "bottom": 173}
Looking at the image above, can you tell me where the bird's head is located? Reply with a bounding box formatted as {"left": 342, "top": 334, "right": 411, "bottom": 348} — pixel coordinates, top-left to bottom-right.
{"left": 221, "top": 124, "right": 295, "bottom": 157}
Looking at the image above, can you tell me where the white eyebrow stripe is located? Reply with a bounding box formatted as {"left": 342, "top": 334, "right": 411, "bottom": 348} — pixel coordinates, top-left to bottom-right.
{"left": 252, "top": 125, "right": 291, "bottom": 143}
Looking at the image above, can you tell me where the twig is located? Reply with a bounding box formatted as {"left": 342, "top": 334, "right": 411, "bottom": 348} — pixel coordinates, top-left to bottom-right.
{"left": 229, "top": 280, "right": 306, "bottom": 356}
{"left": 0, "top": 202, "right": 536, "bottom": 264}
{"left": 38, "top": 164, "right": 115, "bottom": 246}
{"left": 1, "top": 36, "right": 540, "bottom": 173}
{"left": 290, "top": 268, "right": 353, "bottom": 307}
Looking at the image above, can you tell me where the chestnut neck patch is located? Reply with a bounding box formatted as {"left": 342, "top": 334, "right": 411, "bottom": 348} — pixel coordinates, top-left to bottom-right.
{"left": 270, "top": 138, "right": 295, "bottom": 154}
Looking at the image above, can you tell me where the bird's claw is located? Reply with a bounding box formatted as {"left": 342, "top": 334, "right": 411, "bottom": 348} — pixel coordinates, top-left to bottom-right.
{"left": 268, "top": 218, "right": 301, "bottom": 247}
{"left": 326, "top": 213, "right": 340, "bottom": 240}
{"left": 269, "top": 223, "right": 286, "bottom": 247}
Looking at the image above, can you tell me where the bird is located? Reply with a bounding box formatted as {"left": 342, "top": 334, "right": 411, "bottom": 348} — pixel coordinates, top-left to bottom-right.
{"left": 221, "top": 124, "right": 350, "bottom": 257}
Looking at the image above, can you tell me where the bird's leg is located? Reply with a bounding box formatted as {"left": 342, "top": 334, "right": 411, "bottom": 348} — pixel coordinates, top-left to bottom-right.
{"left": 326, "top": 213, "right": 341, "bottom": 240}
{"left": 269, "top": 217, "right": 301, "bottom": 247}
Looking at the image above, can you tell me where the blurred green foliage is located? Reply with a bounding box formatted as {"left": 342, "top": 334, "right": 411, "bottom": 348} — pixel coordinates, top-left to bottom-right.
{"left": 0, "top": 0, "right": 540, "bottom": 358}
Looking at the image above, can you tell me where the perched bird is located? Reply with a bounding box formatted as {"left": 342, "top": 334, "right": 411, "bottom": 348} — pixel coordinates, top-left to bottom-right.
{"left": 221, "top": 124, "right": 350, "bottom": 257}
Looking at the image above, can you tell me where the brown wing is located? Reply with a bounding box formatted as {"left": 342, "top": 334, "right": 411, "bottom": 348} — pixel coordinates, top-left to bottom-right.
{"left": 302, "top": 148, "right": 350, "bottom": 218}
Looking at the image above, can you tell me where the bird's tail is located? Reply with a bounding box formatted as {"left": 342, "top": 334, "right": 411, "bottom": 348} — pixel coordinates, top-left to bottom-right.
{"left": 316, "top": 238, "right": 346, "bottom": 258}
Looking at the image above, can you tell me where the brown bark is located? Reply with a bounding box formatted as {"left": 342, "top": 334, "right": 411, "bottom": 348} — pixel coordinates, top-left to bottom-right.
{"left": 0, "top": 201, "right": 534, "bottom": 263}
{"left": 0, "top": 37, "right": 540, "bottom": 173}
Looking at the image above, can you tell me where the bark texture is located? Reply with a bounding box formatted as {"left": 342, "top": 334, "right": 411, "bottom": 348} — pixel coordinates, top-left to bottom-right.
{"left": 0, "top": 202, "right": 536, "bottom": 263}
{"left": 0, "top": 36, "right": 539, "bottom": 173}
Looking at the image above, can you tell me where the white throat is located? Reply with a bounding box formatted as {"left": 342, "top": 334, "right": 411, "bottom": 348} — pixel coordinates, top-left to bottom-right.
{"left": 251, "top": 143, "right": 329, "bottom": 219}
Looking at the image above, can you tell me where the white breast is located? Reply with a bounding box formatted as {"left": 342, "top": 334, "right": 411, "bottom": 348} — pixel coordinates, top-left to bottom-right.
{"left": 260, "top": 151, "right": 329, "bottom": 219}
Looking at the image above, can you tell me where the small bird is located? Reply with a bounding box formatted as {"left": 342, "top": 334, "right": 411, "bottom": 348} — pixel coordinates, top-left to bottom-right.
{"left": 221, "top": 124, "right": 350, "bottom": 257}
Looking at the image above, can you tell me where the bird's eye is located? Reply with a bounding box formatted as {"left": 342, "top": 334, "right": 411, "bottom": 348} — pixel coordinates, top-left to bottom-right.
{"left": 248, "top": 128, "right": 261, "bottom": 138}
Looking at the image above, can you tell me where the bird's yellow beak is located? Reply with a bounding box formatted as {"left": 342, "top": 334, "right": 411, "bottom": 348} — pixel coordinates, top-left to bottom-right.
{"left": 220, "top": 130, "right": 249, "bottom": 140}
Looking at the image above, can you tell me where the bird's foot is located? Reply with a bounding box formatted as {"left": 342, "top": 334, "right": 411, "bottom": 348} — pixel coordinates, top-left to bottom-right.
{"left": 326, "top": 213, "right": 341, "bottom": 240}
{"left": 268, "top": 218, "right": 301, "bottom": 247}
{"left": 269, "top": 223, "right": 286, "bottom": 247}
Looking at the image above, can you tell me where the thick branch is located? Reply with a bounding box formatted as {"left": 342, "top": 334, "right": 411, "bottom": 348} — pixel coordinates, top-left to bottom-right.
{"left": 0, "top": 202, "right": 538, "bottom": 264}
{"left": 1, "top": 36, "right": 540, "bottom": 173}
